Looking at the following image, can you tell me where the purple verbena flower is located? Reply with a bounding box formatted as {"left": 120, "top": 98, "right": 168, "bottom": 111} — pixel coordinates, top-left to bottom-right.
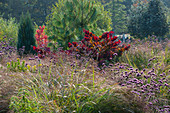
{"left": 136, "top": 73, "right": 141, "bottom": 77}
{"left": 159, "top": 74, "right": 163, "bottom": 77}
{"left": 164, "top": 83, "right": 169, "bottom": 87}
{"left": 35, "top": 56, "right": 38, "bottom": 59}
{"left": 148, "top": 63, "right": 151, "bottom": 66}
{"left": 29, "top": 58, "right": 35, "bottom": 60}
{"left": 148, "top": 58, "right": 152, "bottom": 62}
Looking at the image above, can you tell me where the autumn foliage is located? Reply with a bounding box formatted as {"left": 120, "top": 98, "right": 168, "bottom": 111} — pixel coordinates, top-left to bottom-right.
{"left": 33, "top": 26, "right": 50, "bottom": 58}
{"left": 68, "top": 29, "right": 130, "bottom": 66}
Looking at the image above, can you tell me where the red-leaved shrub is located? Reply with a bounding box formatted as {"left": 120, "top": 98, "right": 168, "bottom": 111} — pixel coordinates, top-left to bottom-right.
{"left": 68, "top": 29, "right": 130, "bottom": 66}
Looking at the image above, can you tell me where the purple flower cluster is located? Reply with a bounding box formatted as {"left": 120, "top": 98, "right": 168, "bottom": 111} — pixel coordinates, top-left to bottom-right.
{"left": 117, "top": 62, "right": 169, "bottom": 112}
{"left": 0, "top": 36, "right": 16, "bottom": 60}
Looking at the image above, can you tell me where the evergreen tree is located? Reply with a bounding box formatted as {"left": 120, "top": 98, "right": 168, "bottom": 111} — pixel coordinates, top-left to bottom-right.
{"left": 46, "top": 0, "right": 112, "bottom": 50}
{"left": 99, "top": 0, "right": 131, "bottom": 34}
{"left": 17, "top": 12, "right": 36, "bottom": 56}
{"left": 123, "top": 0, "right": 133, "bottom": 14}
{"left": 111, "top": 0, "right": 127, "bottom": 34}
{"left": 146, "top": 0, "right": 169, "bottom": 37}
{"left": 99, "top": 0, "right": 128, "bottom": 34}
{"left": 128, "top": 0, "right": 169, "bottom": 39}
{"left": 162, "top": 0, "right": 170, "bottom": 8}
{"left": 127, "top": 0, "right": 149, "bottom": 38}
{"left": 97, "top": 0, "right": 112, "bottom": 11}
{"left": 0, "top": 0, "right": 8, "bottom": 16}
{"left": 23, "top": 0, "right": 57, "bottom": 25}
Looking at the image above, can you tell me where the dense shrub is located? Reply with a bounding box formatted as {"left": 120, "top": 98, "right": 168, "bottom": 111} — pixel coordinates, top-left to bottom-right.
{"left": 68, "top": 29, "right": 130, "bottom": 67}
{"left": 0, "top": 16, "right": 18, "bottom": 47}
{"left": 33, "top": 25, "right": 50, "bottom": 58}
{"left": 17, "top": 12, "right": 36, "bottom": 56}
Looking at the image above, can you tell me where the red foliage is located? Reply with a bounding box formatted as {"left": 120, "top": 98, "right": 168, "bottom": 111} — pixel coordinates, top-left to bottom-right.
{"left": 68, "top": 29, "right": 130, "bottom": 63}
{"left": 33, "top": 26, "right": 51, "bottom": 58}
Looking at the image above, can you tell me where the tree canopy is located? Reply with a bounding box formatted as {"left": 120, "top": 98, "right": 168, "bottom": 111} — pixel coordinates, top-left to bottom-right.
{"left": 128, "top": 0, "right": 169, "bottom": 38}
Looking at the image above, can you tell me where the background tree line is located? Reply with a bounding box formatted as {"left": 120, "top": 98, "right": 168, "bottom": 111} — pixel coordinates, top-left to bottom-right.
{"left": 0, "top": 0, "right": 56, "bottom": 25}
{"left": 0, "top": 0, "right": 169, "bottom": 40}
{"left": 128, "top": 0, "right": 169, "bottom": 39}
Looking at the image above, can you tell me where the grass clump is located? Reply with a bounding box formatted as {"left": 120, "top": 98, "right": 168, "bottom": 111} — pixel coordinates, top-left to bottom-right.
{"left": 119, "top": 38, "right": 170, "bottom": 70}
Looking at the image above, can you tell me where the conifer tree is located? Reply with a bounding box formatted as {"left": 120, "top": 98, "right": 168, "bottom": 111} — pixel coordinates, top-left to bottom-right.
{"left": 98, "top": 0, "right": 128, "bottom": 34}
{"left": 46, "top": 0, "right": 112, "bottom": 50}
{"left": 17, "top": 11, "right": 36, "bottom": 56}
{"left": 128, "top": 1, "right": 148, "bottom": 38}
{"left": 111, "top": 0, "right": 127, "bottom": 34}
{"left": 128, "top": 0, "right": 169, "bottom": 39}
{"left": 145, "top": 0, "right": 169, "bottom": 37}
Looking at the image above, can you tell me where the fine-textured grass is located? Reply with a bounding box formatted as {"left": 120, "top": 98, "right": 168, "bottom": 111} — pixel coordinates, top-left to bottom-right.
{"left": 0, "top": 37, "right": 169, "bottom": 113}
{"left": 119, "top": 38, "right": 170, "bottom": 70}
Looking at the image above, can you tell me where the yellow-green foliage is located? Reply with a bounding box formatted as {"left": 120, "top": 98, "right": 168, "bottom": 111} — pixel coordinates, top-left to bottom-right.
{"left": 6, "top": 58, "right": 42, "bottom": 73}
{"left": 0, "top": 17, "right": 18, "bottom": 47}
{"left": 6, "top": 58, "right": 27, "bottom": 72}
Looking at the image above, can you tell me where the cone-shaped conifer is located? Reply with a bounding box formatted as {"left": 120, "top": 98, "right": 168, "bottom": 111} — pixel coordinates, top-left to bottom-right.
{"left": 17, "top": 11, "right": 36, "bottom": 56}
